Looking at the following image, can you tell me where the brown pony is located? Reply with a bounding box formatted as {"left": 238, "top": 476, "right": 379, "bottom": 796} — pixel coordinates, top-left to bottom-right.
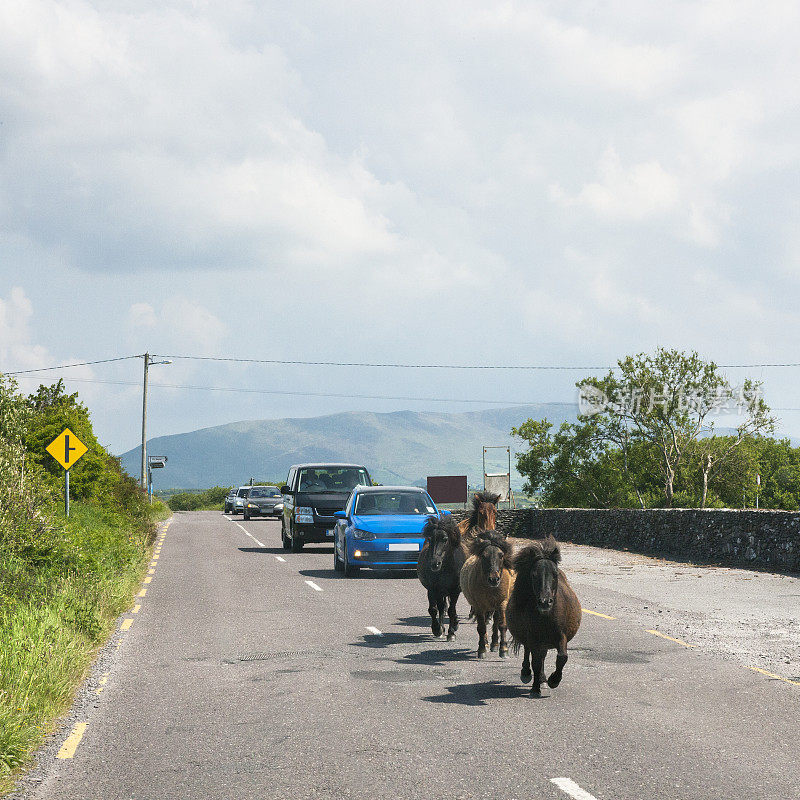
{"left": 459, "top": 531, "right": 515, "bottom": 658}
{"left": 458, "top": 491, "right": 500, "bottom": 543}
{"left": 506, "top": 537, "right": 581, "bottom": 696}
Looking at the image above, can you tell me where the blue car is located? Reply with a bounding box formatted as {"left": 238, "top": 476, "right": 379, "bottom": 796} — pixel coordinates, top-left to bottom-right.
{"left": 333, "top": 485, "right": 449, "bottom": 576}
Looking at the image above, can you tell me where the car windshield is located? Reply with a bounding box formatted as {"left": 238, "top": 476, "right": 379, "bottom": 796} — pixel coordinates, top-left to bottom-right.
{"left": 248, "top": 487, "right": 280, "bottom": 498}
{"left": 237, "top": 488, "right": 248, "bottom": 497}
{"left": 297, "top": 468, "right": 370, "bottom": 493}
{"left": 355, "top": 491, "right": 435, "bottom": 516}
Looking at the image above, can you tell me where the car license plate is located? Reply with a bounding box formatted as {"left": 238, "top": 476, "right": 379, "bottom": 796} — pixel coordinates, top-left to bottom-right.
{"left": 388, "top": 543, "right": 419, "bottom": 551}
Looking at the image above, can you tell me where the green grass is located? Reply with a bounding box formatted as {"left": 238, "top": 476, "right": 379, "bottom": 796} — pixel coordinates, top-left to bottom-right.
{"left": 0, "top": 500, "right": 168, "bottom": 792}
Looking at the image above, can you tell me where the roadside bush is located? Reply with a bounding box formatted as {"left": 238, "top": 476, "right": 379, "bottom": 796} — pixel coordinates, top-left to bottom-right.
{"left": 0, "top": 375, "right": 168, "bottom": 791}
{"left": 168, "top": 486, "right": 231, "bottom": 511}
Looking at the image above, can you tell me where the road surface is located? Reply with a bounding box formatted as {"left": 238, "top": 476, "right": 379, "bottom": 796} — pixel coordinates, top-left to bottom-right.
{"left": 14, "top": 511, "right": 800, "bottom": 800}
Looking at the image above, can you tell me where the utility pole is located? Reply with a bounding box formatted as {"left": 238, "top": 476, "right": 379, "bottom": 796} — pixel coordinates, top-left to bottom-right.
{"left": 140, "top": 352, "right": 149, "bottom": 490}
{"left": 140, "top": 353, "right": 171, "bottom": 491}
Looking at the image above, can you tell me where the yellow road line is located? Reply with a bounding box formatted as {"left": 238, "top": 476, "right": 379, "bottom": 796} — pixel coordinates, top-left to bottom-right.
{"left": 120, "top": 619, "right": 133, "bottom": 631}
{"left": 152, "top": 555, "right": 159, "bottom": 561}
{"left": 749, "top": 667, "right": 800, "bottom": 686}
{"left": 133, "top": 604, "right": 141, "bottom": 614}
{"left": 582, "top": 608, "right": 616, "bottom": 620}
{"left": 646, "top": 629, "right": 695, "bottom": 648}
{"left": 143, "top": 576, "right": 152, "bottom": 584}
{"left": 138, "top": 588, "right": 147, "bottom": 597}
{"left": 147, "top": 568, "right": 155, "bottom": 575}
{"left": 57, "top": 722, "right": 88, "bottom": 759}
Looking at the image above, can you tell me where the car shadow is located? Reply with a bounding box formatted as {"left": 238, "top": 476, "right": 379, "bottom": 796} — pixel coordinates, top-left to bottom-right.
{"left": 421, "top": 681, "right": 530, "bottom": 706}
{"left": 238, "top": 546, "right": 286, "bottom": 554}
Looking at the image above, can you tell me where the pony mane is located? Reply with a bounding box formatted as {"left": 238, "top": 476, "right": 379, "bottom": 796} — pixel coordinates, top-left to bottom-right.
{"left": 468, "top": 491, "right": 501, "bottom": 528}
{"left": 513, "top": 537, "right": 561, "bottom": 576}
{"left": 469, "top": 529, "right": 512, "bottom": 566}
{"left": 423, "top": 514, "right": 460, "bottom": 543}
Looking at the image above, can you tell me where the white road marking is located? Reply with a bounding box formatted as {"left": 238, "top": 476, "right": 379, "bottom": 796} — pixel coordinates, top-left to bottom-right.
{"left": 551, "top": 777, "right": 600, "bottom": 800}
{"left": 275, "top": 556, "right": 287, "bottom": 562}
{"left": 233, "top": 521, "right": 264, "bottom": 548}
{"left": 305, "top": 580, "right": 323, "bottom": 592}
{"left": 366, "top": 626, "right": 382, "bottom": 635}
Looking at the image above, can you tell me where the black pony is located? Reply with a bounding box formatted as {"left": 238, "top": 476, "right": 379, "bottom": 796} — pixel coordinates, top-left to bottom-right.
{"left": 506, "top": 537, "right": 582, "bottom": 695}
{"left": 417, "top": 515, "right": 467, "bottom": 640}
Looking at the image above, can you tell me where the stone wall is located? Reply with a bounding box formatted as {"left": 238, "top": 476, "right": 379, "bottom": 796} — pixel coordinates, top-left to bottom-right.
{"left": 449, "top": 508, "right": 800, "bottom": 572}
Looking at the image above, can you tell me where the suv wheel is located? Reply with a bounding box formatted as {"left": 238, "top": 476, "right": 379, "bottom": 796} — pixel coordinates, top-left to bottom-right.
{"left": 290, "top": 522, "right": 304, "bottom": 552}
{"left": 281, "top": 520, "right": 291, "bottom": 550}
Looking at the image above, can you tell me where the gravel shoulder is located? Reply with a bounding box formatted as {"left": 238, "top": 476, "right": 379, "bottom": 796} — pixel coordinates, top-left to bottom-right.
{"left": 538, "top": 540, "right": 800, "bottom": 680}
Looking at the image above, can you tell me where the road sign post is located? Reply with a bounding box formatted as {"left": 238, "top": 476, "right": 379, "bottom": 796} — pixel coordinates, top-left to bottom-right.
{"left": 46, "top": 428, "right": 88, "bottom": 517}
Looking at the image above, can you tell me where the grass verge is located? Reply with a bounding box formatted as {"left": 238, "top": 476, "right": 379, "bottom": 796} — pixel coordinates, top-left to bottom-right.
{"left": 0, "top": 500, "right": 169, "bottom": 793}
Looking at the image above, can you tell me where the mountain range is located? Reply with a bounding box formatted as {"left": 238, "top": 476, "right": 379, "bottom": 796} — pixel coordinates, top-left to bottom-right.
{"left": 118, "top": 403, "right": 579, "bottom": 490}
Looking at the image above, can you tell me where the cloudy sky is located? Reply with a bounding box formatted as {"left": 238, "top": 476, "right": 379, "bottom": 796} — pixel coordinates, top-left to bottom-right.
{"left": 2, "top": 0, "right": 799, "bottom": 455}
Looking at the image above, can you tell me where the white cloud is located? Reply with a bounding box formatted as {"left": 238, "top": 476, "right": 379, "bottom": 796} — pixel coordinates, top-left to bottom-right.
{"left": 0, "top": 287, "right": 51, "bottom": 371}
{"left": 550, "top": 148, "right": 681, "bottom": 221}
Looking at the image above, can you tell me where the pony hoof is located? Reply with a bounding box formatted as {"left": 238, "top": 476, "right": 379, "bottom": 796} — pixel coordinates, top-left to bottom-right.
{"left": 530, "top": 686, "right": 541, "bottom": 697}
{"left": 489, "top": 644, "right": 498, "bottom": 652}
{"left": 431, "top": 627, "right": 442, "bottom": 638}
{"left": 520, "top": 669, "right": 532, "bottom": 684}
{"left": 547, "top": 673, "right": 562, "bottom": 689}
{"left": 446, "top": 632, "right": 455, "bottom": 642}
{"left": 477, "top": 650, "right": 487, "bottom": 659}
{"left": 499, "top": 649, "right": 507, "bottom": 659}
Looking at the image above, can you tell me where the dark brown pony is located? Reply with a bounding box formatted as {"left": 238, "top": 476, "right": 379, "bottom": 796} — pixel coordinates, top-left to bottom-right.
{"left": 417, "top": 515, "right": 467, "bottom": 640}
{"left": 458, "top": 491, "right": 500, "bottom": 543}
{"left": 506, "top": 537, "right": 581, "bottom": 696}
{"left": 459, "top": 531, "right": 515, "bottom": 658}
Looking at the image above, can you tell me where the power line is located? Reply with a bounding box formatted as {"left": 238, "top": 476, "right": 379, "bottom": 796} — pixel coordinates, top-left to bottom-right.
{"left": 6, "top": 352, "right": 800, "bottom": 376}
{"left": 2, "top": 355, "right": 142, "bottom": 376}
{"left": 152, "top": 354, "right": 610, "bottom": 370}
{"left": 10, "top": 374, "right": 569, "bottom": 406}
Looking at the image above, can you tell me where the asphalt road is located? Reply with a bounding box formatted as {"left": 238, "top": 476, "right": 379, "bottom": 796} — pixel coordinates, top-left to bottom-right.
{"left": 16, "top": 511, "right": 800, "bottom": 800}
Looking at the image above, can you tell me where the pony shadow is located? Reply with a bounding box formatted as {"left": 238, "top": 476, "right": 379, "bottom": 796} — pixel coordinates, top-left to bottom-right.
{"left": 394, "top": 615, "right": 437, "bottom": 628}
{"left": 350, "top": 632, "right": 430, "bottom": 649}
{"left": 397, "top": 647, "right": 472, "bottom": 666}
{"left": 422, "top": 680, "right": 529, "bottom": 706}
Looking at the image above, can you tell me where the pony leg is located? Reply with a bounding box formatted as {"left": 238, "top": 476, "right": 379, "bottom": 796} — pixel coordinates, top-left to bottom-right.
{"left": 476, "top": 612, "right": 488, "bottom": 658}
{"left": 427, "top": 590, "right": 442, "bottom": 637}
{"left": 547, "top": 633, "right": 569, "bottom": 688}
{"left": 437, "top": 595, "right": 447, "bottom": 638}
{"left": 446, "top": 590, "right": 459, "bottom": 641}
{"left": 490, "top": 614, "right": 499, "bottom": 651}
{"left": 531, "top": 646, "right": 547, "bottom": 696}
{"left": 520, "top": 645, "right": 532, "bottom": 683}
{"left": 497, "top": 604, "right": 509, "bottom": 659}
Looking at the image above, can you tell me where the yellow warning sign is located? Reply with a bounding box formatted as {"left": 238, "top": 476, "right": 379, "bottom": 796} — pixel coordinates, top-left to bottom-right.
{"left": 46, "top": 429, "right": 88, "bottom": 470}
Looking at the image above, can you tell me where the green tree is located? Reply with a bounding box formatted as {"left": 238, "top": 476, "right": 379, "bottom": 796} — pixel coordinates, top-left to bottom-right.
{"left": 579, "top": 349, "right": 773, "bottom": 507}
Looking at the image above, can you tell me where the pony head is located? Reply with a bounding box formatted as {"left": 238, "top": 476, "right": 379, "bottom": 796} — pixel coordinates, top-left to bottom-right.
{"left": 468, "top": 491, "right": 500, "bottom": 531}
{"left": 423, "top": 514, "right": 460, "bottom": 572}
{"left": 469, "top": 529, "right": 511, "bottom": 588}
{"left": 513, "top": 537, "right": 561, "bottom": 615}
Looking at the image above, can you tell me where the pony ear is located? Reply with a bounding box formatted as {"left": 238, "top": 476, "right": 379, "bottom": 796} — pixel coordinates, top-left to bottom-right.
{"left": 422, "top": 515, "right": 438, "bottom": 539}
{"left": 542, "top": 535, "right": 561, "bottom": 563}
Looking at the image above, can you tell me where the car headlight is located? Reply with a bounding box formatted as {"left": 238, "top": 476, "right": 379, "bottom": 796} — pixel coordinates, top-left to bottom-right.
{"left": 247, "top": 503, "right": 258, "bottom": 509}
{"left": 274, "top": 503, "right": 284, "bottom": 511}
{"left": 353, "top": 529, "right": 375, "bottom": 540}
{"left": 295, "top": 506, "right": 314, "bottom": 524}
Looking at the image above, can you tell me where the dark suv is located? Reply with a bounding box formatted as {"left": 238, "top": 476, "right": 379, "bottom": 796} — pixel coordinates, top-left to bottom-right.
{"left": 281, "top": 463, "right": 372, "bottom": 552}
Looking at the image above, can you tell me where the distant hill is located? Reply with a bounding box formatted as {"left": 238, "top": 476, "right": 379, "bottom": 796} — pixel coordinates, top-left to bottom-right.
{"left": 118, "top": 404, "right": 579, "bottom": 490}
